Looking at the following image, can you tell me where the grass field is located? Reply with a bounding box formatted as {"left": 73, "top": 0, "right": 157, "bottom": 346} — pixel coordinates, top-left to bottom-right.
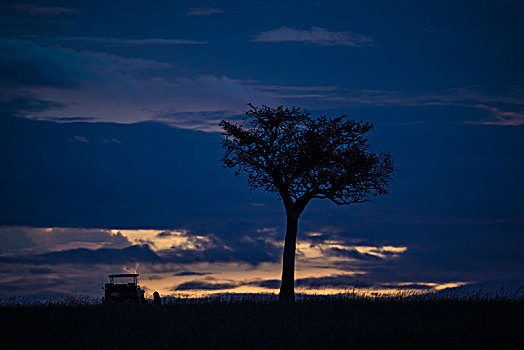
{"left": 1, "top": 294, "right": 523, "bottom": 349}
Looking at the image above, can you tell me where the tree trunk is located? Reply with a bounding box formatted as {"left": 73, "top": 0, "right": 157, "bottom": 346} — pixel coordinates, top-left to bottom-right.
{"left": 279, "top": 211, "right": 299, "bottom": 302}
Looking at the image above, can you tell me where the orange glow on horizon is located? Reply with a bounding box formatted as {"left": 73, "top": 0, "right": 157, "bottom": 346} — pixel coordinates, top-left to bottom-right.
{"left": 3, "top": 226, "right": 468, "bottom": 299}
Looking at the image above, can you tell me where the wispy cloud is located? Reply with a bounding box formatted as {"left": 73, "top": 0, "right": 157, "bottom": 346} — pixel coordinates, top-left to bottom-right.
{"left": 3, "top": 39, "right": 522, "bottom": 129}
{"left": 0, "top": 40, "right": 278, "bottom": 130}
{"left": 256, "top": 84, "right": 524, "bottom": 126}
{"left": 14, "top": 4, "right": 79, "bottom": 15}
{"left": 469, "top": 104, "right": 524, "bottom": 126}
{"left": 185, "top": 7, "right": 224, "bottom": 17}
{"left": 43, "top": 37, "right": 207, "bottom": 46}
{"left": 71, "top": 135, "right": 89, "bottom": 143}
{"left": 253, "top": 26, "right": 373, "bottom": 46}
{"left": 333, "top": 88, "right": 524, "bottom": 125}
{"left": 174, "top": 279, "right": 238, "bottom": 291}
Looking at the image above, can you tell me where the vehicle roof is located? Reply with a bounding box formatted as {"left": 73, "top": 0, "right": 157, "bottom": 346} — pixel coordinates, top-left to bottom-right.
{"left": 108, "top": 273, "right": 139, "bottom": 278}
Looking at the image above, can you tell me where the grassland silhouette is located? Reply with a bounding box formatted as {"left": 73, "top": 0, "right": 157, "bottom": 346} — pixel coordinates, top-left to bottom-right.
{"left": 1, "top": 292, "right": 523, "bottom": 349}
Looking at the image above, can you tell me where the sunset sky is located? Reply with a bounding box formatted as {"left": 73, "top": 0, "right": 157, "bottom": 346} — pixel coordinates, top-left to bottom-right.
{"left": 1, "top": 0, "right": 523, "bottom": 299}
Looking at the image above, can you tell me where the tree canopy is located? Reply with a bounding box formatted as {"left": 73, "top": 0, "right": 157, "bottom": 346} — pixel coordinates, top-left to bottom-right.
{"left": 220, "top": 104, "right": 394, "bottom": 216}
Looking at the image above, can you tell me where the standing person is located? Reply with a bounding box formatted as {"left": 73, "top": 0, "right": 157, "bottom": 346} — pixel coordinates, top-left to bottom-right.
{"left": 153, "top": 291, "right": 161, "bottom": 305}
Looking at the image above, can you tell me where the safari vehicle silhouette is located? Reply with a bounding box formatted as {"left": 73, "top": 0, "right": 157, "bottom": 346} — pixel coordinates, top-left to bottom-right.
{"left": 103, "top": 273, "right": 145, "bottom": 303}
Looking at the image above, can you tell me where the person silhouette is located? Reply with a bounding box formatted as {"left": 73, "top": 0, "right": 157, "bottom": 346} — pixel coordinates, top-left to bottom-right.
{"left": 153, "top": 291, "right": 162, "bottom": 305}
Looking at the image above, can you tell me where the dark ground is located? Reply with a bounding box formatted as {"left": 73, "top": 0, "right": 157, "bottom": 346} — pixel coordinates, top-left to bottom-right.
{"left": 1, "top": 296, "right": 523, "bottom": 349}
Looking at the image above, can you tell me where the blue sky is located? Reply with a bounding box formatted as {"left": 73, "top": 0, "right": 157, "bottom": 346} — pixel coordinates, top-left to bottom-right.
{"left": 0, "top": 0, "right": 523, "bottom": 298}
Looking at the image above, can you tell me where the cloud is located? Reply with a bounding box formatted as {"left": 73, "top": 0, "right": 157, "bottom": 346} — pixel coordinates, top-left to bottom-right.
{"left": 327, "top": 247, "right": 383, "bottom": 261}
{"left": 296, "top": 274, "right": 374, "bottom": 289}
{"left": 46, "top": 116, "right": 96, "bottom": 122}
{"left": 21, "top": 245, "right": 161, "bottom": 265}
{"left": 224, "top": 274, "right": 373, "bottom": 291}
{"left": 5, "top": 40, "right": 520, "bottom": 128}
{"left": 143, "top": 273, "right": 461, "bottom": 293}
{"left": 71, "top": 135, "right": 89, "bottom": 143}
{"left": 173, "top": 271, "right": 211, "bottom": 276}
{"left": 156, "top": 231, "right": 172, "bottom": 238}
{"left": 78, "top": 229, "right": 282, "bottom": 266}
{"left": 116, "top": 229, "right": 218, "bottom": 252}
{"left": 256, "top": 84, "right": 524, "bottom": 126}
{"left": 253, "top": 26, "right": 373, "bottom": 46}
{"left": 160, "top": 238, "right": 280, "bottom": 266}
{"left": 13, "top": 4, "right": 79, "bottom": 16}
{"left": 1, "top": 221, "right": 523, "bottom": 297}
{"left": 321, "top": 87, "right": 524, "bottom": 108}
{"left": 245, "top": 279, "right": 281, "bottom": 289}
{"left": 240, "top": 276, "right": 441, "bottom": 291}
{"left": 469, "top": 104, "right": 524, "bottom": 126}
{"left": 16, "top": 227, "right": 132, "bottom": 254}
{"left": 28, "top": 267, "right": 55, "bottom": 274}
{"left": 0, "top": 263, "right": 128, "bottom": 297}
{"left": 0, "top": 39, "right": 80, "bottom": 88}
{"left": 387, "top": 283, "right": 434, "bottom": 290}
{"left": 0, "top": 39, "right": 169, "bottom": 88}
{"left": 0, "top": 40, "right": 278, "bottom": 130}
{"left": 435, "top": 278, "right": 524, "bottom": 298}
{"left": 185, "top": 7, "right": 224, "bottom": 17}
{"left": 326, "top": 246, "right": 407, "bottom": 261}
{"left": 0, "top": 227, "right": 36, "bottom": 255}
{"left": 173, "top": 280, "right": 238, "bottom": 291}
{"left": 173, "top": 277, "right": 279, "bottom": 292}
{"left": 42, "top": 37, "right": 207, "bottom": 46}
{"left": 33, "top": 71, "right": 277, "bottom": 130}
{"left": 153, "top": 110, "right": 242, "bottom": 132}
{"left": 101, "top": 137, "right": 121, "bottom": 144}
{"left": 0, "top": 96, "right": 65, "bottom": 118}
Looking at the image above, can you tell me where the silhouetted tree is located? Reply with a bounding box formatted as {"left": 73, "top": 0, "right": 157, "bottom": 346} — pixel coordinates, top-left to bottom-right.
{"left": 220, "top": 104, "right": 394, "bottom": 301}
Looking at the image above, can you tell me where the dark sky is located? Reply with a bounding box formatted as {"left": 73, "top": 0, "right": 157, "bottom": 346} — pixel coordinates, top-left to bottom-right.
{"left": 0, "top": 0, "right": 523, "bottom": 298}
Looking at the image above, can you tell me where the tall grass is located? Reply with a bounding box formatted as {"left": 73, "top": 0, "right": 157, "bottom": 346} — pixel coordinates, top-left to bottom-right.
{"left": 1, "top": 291, "right": 523, "bottom": 349}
